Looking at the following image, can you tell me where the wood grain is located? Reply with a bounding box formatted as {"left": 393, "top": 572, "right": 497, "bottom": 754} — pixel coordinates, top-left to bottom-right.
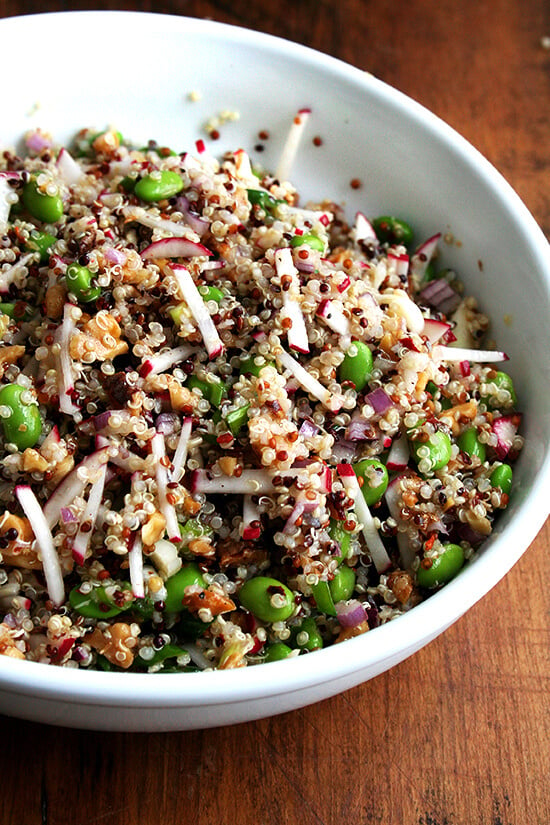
{"left": 0, "top": 1, "right": 548, "bottom": 823}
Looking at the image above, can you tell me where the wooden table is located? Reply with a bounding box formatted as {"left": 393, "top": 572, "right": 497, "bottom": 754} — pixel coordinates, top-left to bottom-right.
{"left": 0, "top": 1, "right": 548, "bottom": 823}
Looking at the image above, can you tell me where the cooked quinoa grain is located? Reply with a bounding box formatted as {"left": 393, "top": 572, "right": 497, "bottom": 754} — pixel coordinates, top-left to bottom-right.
{"left": 0, "top": 117, "right": 522, "bottom": 671}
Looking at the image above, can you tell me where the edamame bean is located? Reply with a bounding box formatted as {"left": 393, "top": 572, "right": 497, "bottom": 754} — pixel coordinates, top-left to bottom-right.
{"left": 338, "top": 341, "right": 373, "bottom": 392}
{"left": 329, "top": 565, "right": 356, "bottom": 603}
{"left": 0, "top": 384, "right": 42, "bottom": 449}
{"left": 164, "top": 563, "right": 206, "bottom": 614}
{"left": 179, "top": 519, "right": 213, "bottom": 547}
{"left": 353, "top": 458, "right": 389, "bottom": 505}
{"left": 247, "top": 189, "right": 283, "bottom": 213}
{"left": 186, "top": 375, "right": 226, "bottom": 407}
{"left": 25, "top": 230, "right": 56, "bottom": 263}
{"left": 66, "top": 263, "right": 101, "bottom": 303}
{"left": 328, "top": 518, "right": 351, "bottom": 563}
{"left": 372, "top": 215, "right": 414, "bottom": 246}
{"left": 239, "top": 356, "right": 274, "bottom": 377}
{"left": 457, "top": 426, "right": 486, "bottom": 462}
{"left": 264, "top": 642, "right": 293, "bottom": 662}
{"left": 0, "top": 302, "right": 33, "bottom": 321}
{"left": 290, "top": 233, "right": 325, "bottom": 252}
{"left": 482, "top": 371, "right": 517, "bottom": 408}
{"left": 22, "top": 178, "right": 63, "bottom": 223}
{"left": 225, "top": 403, "right": 250, "bottom": 435}
{"left": 490, "top": 463, "right": 513, "bottom": 495}
{"left": 135, "top": 170, "right": 184, "bottom": 202}
{"left": 69, "top": 583, "right": 130, "bottom": 618}
{"left": 238, "top": 576, "right": 295, "bottom": 623}
{"left": 410, "top": 429, "right": 452, "bottom": 473}
{"left": 198, "top": 285, "right": 225, "bottom": 304}
{"left": 291, "top": 617, "right": 323, "bottom": 651}
{"left": 417, "top": 543, "right": 465, "bottom": 588}
{"left": 311, "top": 580, "right": 336, "bottom": 616}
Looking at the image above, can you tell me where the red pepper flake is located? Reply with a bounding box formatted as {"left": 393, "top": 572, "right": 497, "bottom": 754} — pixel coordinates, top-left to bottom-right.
{"left": 350, "top": 178, "right": 362, "bottom": 190}
{"left": 319, "top": 214, "right": 330, "bottom": 227}
{"left": 424, "top": 533, "right": 437, "bottom": 552}
{"left": 195, "top": 139, "right": 206, "bottom": 154}
{"left": 459, "top": 360, "right": 471, "bottom": 377}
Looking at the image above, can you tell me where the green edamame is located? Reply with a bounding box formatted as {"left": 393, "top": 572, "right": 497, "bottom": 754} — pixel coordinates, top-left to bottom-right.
{"left": 457, "top": 426, "right": 486, "bottom": 462}
{"left": 290, "top": 233, "right": 325, "bottom": 252}
{"left": 247, "top": 189, "right": 283, "bottom": 213}
{"left": 338, "top": 341, "right": 373, "bottom": 392}
{"left": 482, "top": 371, "right": 517, "bottom": 408}
{"left": 164, "top": 563, "right": 207, "bottom": 614}
{"left": 239, "top": 356, "right": 274, "bottom": 377}
{"left": 328, "top": 518, "right": 351, "bottom": 563}
{"left": 66, "top": 263, "right": 101, "bottom": 303}
{"left": 135, "top": 170, "right": 184, "bottom": 202}
{"left": 291, "top": 616, "right": 323, "bottom": 651}
{"left": 198, "top": 285, "right": 225, "bottom": 304}
{"left": 179, "top": 519, "right": 213, "bottom": 547}
{"left": 410, "top": 429, "right": 452, "bottom": 474}
{"left": 372, "top": 215, "right": 414, "bottom": 246}
{"left": 0, "top": 302, "right": 33, "bottom": 321}
{"left": 353, "top": 458, "right": 389, "bottom": 505}
{"left": 22, "top": 178, "right": 63, "bottom": 223}
{"left": 328, "top": 565, "right": 356, "bottom": 603}
{"left": 69, "top": 583, "right": 130, "bottom": 618}
{"left": 490, "top": 463, "right": 513, "bottom": 495}
{"left": 0, "top": 384, "right": 42, "bottom": 449}
{"left": 264, "top": 642, "right": 293, "bottom": 662}
{"left": 238, "top": 576, "right": 295, "bottom": 623}
{"left": 311, "top": 580, "right": 336, "bottom": 616}
{"left": 186, "top": 375, "right": 226, "bottom": 407}
{"left": 25, "top": 230, "right": 56, "bottom": 263}
{"left": 417, "top": 543, "right": 465, "bottom": 588}
{"left": 225, "top": 403, "right": 250, "bottom": 435}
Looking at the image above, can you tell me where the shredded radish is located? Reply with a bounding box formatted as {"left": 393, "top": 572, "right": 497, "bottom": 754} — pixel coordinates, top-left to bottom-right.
{"left": 169, "top": 264, "right": 224, "bottom": 359}
{"left": 56, "top": 147, "right": 84, "bottom": 186}
{"left": 71, "top": 463, "right": 107, "bottom": 565}
{"left": 337, "top": 464, "right": 391, "bottom": 573}
{"left": 0, "top": 252, "right": 35, "bottom": 294}
{"left": 353, "top": 212, "right": 378, "bottom": 244}
{"left": 0, "top": 176, "right": 14, "bottom": 231}
{"left": 242, "top": 495, "right": 262, "bottom": 540}
{"left": 192, "top": 468, "right": 276, "bottom": 495}
{"left": 128, "top": 529, "right": 145, "bottom": 599}
{"left": 141, "top": 237, "right": 212, "bottom": 261}
{"left": 151, "top": 433, "right": 181, "bottom": 542}
{"left": 233, "top": 149, "right": 258, "bottom": 183}
{"left": 276, "top": 348, "right": 343, "bottom": 412}
{"left": 169, "top": 417, "right": 193, "bottom": 482}
{"left": 15, "top": 485, "right": 65, "bottom": 607}
{"left": 55, "top": 303, "right": 80, "bottom": 415}
{"left": 140, "top": 344, "right": 196, "bottom": 377}
{"left": 317, "top": 299, "right": 351, "bottom": 337}
{"left": 275, "top": 247, "right": 309, "bottom": 353}
{"left": 434, "top": 345, "right": 508, "bottom": 363}
{"left": 379, "top": 289, "right": 425, "bottom": 334}
{"left": 384, "top": 476, "right": 416, "bottom": 570}
{"left": 275, "top": 108, "right": 311, "bottom": 182}
{"left": 386, "top": 432, "right": 410, "bottom": 472}
{"left": 122, "top": 206, "right": 191, "bottom": 237}
{"left": 410, "top": 233, "right": 441, "bottom": 282}
{"left": 43, "top": 448, "right": 110, "bottom": 528}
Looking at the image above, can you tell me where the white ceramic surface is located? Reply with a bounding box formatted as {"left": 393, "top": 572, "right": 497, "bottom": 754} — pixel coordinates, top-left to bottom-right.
{"left": 0, "top": 11, "right": 548, "bottom": 731}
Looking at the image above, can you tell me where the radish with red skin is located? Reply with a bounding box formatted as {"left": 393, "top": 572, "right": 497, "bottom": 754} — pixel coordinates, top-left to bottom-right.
{"left": 43, "top": 448, "right": 110, "bottom": 529}
{"left": 16, "top": 485, "right": 65, "bottom": 607}
{"left": 56, "top": 147, "right": 84, "bottom": 186}
{"left": 492, "top": 414, "right": 521, "bottom": 459}
{"left": 168, "top": 263, "right": 224, "bottom": 359}
{"left": 410, "top": 232, "right": 441, "bottom": 281}
{"left": 337, "top": 464, "right": 391, "bottom": 573}
{"left": 141, "top": 237, "right": 212, "bottom": 261}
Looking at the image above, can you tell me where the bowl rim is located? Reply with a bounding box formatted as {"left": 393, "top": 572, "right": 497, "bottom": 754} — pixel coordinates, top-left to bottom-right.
{"left": 0, "top": 9, "right": 549, "bottom": 709}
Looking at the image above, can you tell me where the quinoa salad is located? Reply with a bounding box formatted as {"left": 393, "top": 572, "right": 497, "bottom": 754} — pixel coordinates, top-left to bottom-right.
{"left": 0, "top": 113, "right": 522, "bottom": 672}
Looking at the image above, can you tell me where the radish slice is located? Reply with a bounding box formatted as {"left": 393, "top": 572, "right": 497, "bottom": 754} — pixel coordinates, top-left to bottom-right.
{"left": 434, "top": 345, "right": 509, "bottom": 363}
{"left": 276, "top": 348, "right": 343, "bottom": 413}
{"left": 275, "top": 247, "right": 310, "bottom": 354}
{"left": 410, "top": 233, "right": 441, "bottom": 281}
{"left": 379, "top": 289, "right": 425, "bottom": 334}
{"left": 492, "top": 414, "right": 521, "bottom": 459}
{"left": 275, "top": 108, "right": 311, "bottom": 182}
{"left": 56, "top": 147, "right": 84, "bottom": 186}
{"left": 384, "top": 475, "right": 415, "bottom": 570}
{"left": 140, "top": 344, "right": 196, "bottom": 377}
{"left": 169, "top": 417, "right": 192, "bottom": 483}
{"left": 169, "top": 264, "right": 224, "bottom": 359}
{"left": 316, "top": 299, "right": 351, "bottom": 337}
{"left": 55, "top": 303, "right": 80, "bottom": 415}
{"left": 191, "top": 468, "right": 276, "bottom": 495}
{"left": 387, "top": 251, "right": 410, "bottom": 278}
{"left": 422, "top": 318, "right": 454, "bottom": 344}
{"left": 386, "top": 432, "right": 410, "bottom": 472}
{"left": 353, "top": 212, "right": 378, "bottom": 244}
{"left": 141, "top": 237, "right": 212, "bottom": 261}
{"left": 43, "top": 448, "right": 110, "bottom": 529}
{"left": 15, "top": 485, "right": 65, "bottom": 607}
{"left": 241, "top": 495, "right": 262, "bottom": 541}
{"left": 71, "top": 463, "right": 107, "bottom": 565}
{"left": 123, "top": 206, "right": 191, "bottom": 237}
{"left": 128, "top": 529, "right": 145, "bottom": 599}
{"left": 151, "top": 433, "right": 181, "bottom": 542}
{"left": 337, "top": 464, "right": 391, "bottom": 573}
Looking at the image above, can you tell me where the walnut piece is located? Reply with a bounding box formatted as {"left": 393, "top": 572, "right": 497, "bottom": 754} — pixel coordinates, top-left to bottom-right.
{"left": 86, "top": 622, "right": 138, "bottom": 669}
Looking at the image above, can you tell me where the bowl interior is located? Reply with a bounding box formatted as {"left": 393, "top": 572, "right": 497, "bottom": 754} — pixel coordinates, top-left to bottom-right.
{"left": 0, "top": 11, "right": 549, "bottom": 711}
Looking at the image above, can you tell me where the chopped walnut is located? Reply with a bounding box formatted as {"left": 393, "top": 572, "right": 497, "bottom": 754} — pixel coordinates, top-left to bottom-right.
{"left": 92, "top": 129, "right": 121, "bottom": 156}
{"left": 438, "top": 400, "right": 478, "bottom": 436}
{"left": 22, "top": 448, "right": 49, "bottom": 474}
{"left": 44, "top": 283, "right": 66, "bottom": 319}
{"left": 335, "top": 620, "right": 370, "bottom": 643}
{"left": 0, "top": 623, "right": 25, "bottom": 659}
{"left": 0, "top": 345, "right": 25, "bottom": 372}
{"left": 0, "top": 512, "right": 40, "bottom": 569}
{"left": 464, "top": 509, "right": 492, "bottom": 536}
{"left": 187, "top": 538, "right": 216, "bottom": 559}
{"left": 86, "top": 622, "right": 138, "bottom": 669}
{"left": 70, "top": 312, "right": 128, "bottom": 362}
{"left": 141, "top": 510, "right": 166, "bottom": 547}
{"left": 217, "top": 537, "right": 268, "bottom": 570}
{"left": 386, "top": 570, "right": 414, "bottom": 604}
{"left": 182, "top": 584, "right": 236, "bottom": 616}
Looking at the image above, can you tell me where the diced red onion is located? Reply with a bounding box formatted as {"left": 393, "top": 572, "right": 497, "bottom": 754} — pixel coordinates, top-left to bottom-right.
{"left": 298, "top": 418, "right": 320, "bottom": 439}
{"left": 335, "top": 599, "right": 367, "bottom": 628}
{"left": 346, "top": 414, "right": 374, "bottom": 442}
{"left": 155, "top": 413, "right": 180, "bottom": 436}
{"left": 175, "top": 195, "right": 209, "bottom": 236}
{"left": 365, "top": 387, "right": 394, "bottom": 415}
{"left": 56, "top": 147, "right": 84, "bottom": 186}
{"left": 103, "top": 247, "right": 127, "bottom": 265}
{"left": 419, "top": 278, "right": 461, "bottom": 315}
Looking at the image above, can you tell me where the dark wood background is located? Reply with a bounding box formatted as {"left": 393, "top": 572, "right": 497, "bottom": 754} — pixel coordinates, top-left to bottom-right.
{"left": 0, "top": 1, "right": 548, "bottom": 823}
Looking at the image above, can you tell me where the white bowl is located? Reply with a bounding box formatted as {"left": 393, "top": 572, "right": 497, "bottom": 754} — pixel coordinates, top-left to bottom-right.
{"left": 0, "top": 11, "right": 548, "bottom": 731}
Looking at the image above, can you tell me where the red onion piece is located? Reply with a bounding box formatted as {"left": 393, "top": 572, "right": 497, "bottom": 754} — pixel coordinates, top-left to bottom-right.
{"left": 335, "top": 599, "right": 367, "bottom": 628}
{"left": 175, "top": 195, "right": 209, "bottom": 236}
{"left": 419, "top": 279, "right": 461, "bottom": 315}
{"left": 365, "top": 387, "right": 393, "bottom": 415}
